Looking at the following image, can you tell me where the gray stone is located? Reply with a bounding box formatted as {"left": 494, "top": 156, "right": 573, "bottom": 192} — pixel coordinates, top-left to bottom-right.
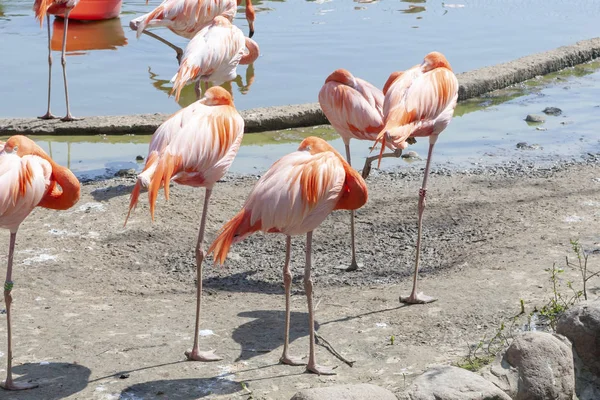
{"left": 525, "top": 114, "right": 545, "bottom": 123}
{"left": 482, "top": 331, "right": 574, "bottom": 400}
{"left": 557, "top": 299, "right": 600, "bottom": 376}
{"left": 542, "top": 106, "right": 562, "bottom": 116}
{"left": 407, "top": 365, "right": 510, "bottom": 400}
{"left": 516, "top": 142, "right": 542, "bottom": 150}
{"left": 114, "top": 168, "right": 137, "bottom": 177}
{"left": 135, "top": 155, "right": 145, "bottom": 161}
{"left": 290, "top": 384, "right": 396, "bottom": 400}
{"left": 401, "top": 151, "right": 419, "bottom": 159}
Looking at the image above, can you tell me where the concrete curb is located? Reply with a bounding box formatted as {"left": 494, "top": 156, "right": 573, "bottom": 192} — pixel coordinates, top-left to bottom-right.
{"left": 1, "top": 37, "right": 599, "bottom": 136}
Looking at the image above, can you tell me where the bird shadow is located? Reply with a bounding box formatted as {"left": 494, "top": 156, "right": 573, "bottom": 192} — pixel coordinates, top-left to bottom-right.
{"left": 119, "top": 377, "right": 241, "bottom": 400}
{"left": 2, "top": 362, "right": 91, "bottom": 400}
{"left": 90, "top": 183, "right": 136, "bottom": 202}
{"left": 231, "top": 310, "right": 318, "bottom": 362}
{"left": 203, "top": 270, "right": 290, "bottom": 295}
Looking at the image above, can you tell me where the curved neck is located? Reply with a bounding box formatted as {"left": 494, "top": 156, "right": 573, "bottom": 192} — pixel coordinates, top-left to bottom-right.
{"left": 240, "top": 37, "right": 259, "bottom": 65}
{"left": 334, "top": 162, "right": 368, "bottom": 211}
{"left": 38, "top": 160, "right": 81, "bottom": 210}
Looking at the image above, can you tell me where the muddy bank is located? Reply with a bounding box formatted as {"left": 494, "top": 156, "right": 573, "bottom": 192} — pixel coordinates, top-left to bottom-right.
{"left": 0, "top": 157, "right": 599, "bottom": 399}
{"left": 1, "top": 37, "right": 599, "bottom": 137}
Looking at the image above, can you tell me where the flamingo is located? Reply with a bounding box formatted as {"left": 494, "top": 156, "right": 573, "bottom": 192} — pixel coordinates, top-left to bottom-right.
{"left": 130, "top": 0, "right": 255, "bottom": 64}
{"left": 0, "top": 136, "right": 80, "bottom": 390}
{"left": 208, "top": 136, "right": 368, "bottom": 375}
{"left": 317, "top": 69, "right": 388, "bottom": 272}
{"left": 34, "top": 0, "right": 81, "bottom": 121}
{"left": 372, "top": 51, "right": 459, "bottom": 304}
{"left": 125, "top": 86, "right": 244, "bottom": 362}
{"left": 170, "top": 16, "right": 259, "bottom": 101}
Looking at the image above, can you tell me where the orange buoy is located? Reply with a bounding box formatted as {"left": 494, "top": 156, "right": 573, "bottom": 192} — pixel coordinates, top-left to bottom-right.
{"left": 56, "top": 0, "right": 123, "bottom": 21}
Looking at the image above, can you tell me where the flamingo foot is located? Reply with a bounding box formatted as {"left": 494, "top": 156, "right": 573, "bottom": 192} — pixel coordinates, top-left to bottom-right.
{"left": 0, "top": 380, "right": 39, "bottom": 391}
{"left": 400, "top": 292, "right": 437, "bottom": 304}
{"left": 185, "top": 348, "right": 222, "bottom": 362}
{"left": 306, "top": 363, "right": 336, "bottom": 375}
{"left": 38, "top": 112, "right": 56, "bottom": 120}
{"left": 280, "top": 354, "right": 306, "bottom": 366}
{"left": 60, "top": 114, "right": 82, "bottom": 122}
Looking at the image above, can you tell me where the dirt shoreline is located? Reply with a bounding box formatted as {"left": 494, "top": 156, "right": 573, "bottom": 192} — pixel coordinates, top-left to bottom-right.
{"left": 1, "top": 158, "right": 599, "bottom": 399}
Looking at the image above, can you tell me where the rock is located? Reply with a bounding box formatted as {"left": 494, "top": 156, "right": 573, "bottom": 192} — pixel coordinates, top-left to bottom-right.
{"left": 135, "top": 155, "right": 145, "bottom": 161}
{"left": 401, "top": 151, "right": 419, "bottom": 159}
{"left": 557, "top": 299, "right": 600, "bottom": 376}
{"left": 525, "top": 114, "right": 545, "bottom": 123}
{"left": 516, "top": 142, "right": 542, "bottom": 150}
{"left": 482, "top": 331, "right": 574, "bottom": 400}
{"left": 542, "top": 107, "right": 562, "bottom": 116}
{"left": 536, "top": 127, "right": 547, "bottom": 131}
{"left": 290, "top": 384, "right": 396, "bottom": 400}
{"left": 114, "top": 168, "right": 137, "bottom": 177}
{"left": 406, "top": 365, "right": 510, "bottom": 400}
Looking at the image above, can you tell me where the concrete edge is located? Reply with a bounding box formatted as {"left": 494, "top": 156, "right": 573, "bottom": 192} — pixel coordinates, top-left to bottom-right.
{"left": 1, "top": 37, "right": 599, "bottom": 136}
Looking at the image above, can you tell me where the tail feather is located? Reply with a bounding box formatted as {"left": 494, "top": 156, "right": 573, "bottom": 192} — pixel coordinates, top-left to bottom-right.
{"left": 208, "top": 210, "right": 258, "bottom": 265}
{"left": 147, "top": 152, "right": 182, "bottom": 221}
{"left": 33, "top": 0, "right": 52, "bottom": 27}
{"left": 124, "top": 180, "right": 142, "bottom": 226}
{"left": 170, "top": 61, "right": 200, "bottom": 101}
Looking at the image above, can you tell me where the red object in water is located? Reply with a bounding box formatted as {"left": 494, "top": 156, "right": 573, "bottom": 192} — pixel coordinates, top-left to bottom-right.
{"left": 57, "top": 0, "right": 123, "bottom": 21}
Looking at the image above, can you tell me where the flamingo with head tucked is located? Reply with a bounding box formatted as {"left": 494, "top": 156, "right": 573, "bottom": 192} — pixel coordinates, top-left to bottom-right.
{"left": 125, "top": 86, "right": 244, "bottom": 362}
{"left": 372, "top": 51, "right": 459, "bottom": 304}
{"left": 0, "top": 136, "right": 80, "bottom": 391}
{"left": 130, "top": 0, "right": 256, "bottom": 64}
{"left": 170, "top": 15, "right": 259, "bottom": 101}
{"left": 34, "top": 0, "right": 82, "bottom": 121}
{"left": 209, "top": 136, "right": 368, "bottom": 375}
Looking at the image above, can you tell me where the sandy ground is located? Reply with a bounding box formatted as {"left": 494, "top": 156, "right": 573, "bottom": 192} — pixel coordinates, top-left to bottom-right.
{"left": 1, "top": 158, "right": 600, "bottom": 400}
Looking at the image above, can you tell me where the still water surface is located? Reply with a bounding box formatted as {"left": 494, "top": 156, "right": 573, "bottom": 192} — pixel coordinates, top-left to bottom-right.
{"left": 0, "top": 0, "right": 600, "bottom": 117}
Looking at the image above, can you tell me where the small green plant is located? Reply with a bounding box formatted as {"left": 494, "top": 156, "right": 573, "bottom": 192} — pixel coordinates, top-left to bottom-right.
{"left": 566, "top": 239, "right": 600, "bottom": 301}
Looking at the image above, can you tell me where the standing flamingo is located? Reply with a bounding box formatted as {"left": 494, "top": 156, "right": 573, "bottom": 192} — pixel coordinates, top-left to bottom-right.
{"left": 0, "top": 136, "right": 80, "bottom": 390}
{"left": 209, "top": 136, "right": 368, "bottom": 375}
{"left": 125, "top": 86, "right": 244, "bottom": 362}
{"left": 34, "top": 0, "right": 81, "bottom": 121}
{"left": 170, "top": 16, "right": 259, "bottom": 101}
{"left": 318, "top": 69, "right": 387, "bottom": 272}
{"left": 130, "top": 0, "right": 255, "bottom": 64}
{"left": 372, "top": 51, "right": 459, "bottom": 304}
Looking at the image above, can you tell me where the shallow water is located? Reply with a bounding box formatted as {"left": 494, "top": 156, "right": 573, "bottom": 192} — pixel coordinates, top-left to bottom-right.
{"left": 3, "top": 62, "right": 599, "bottom": 180}
{"left": 1, "top": 0, "right": 600, "bottom": 118}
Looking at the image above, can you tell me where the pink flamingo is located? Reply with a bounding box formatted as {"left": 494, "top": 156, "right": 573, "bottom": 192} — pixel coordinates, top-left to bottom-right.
{"left": 209, "top": 136, "right": 368, "bottom": 375}
{"left": 130, "top": 0, "right": 255, "bottom": 64}
{"left": 125, "top": 86, "right": 244, "bottom": 362}
{"left": 373, "top": 51, "right": 459, "bottom": 304}
{"left": 170, "top": 15, "right": 259, "bottom": 101}
{"left": 34, "top": 0, "right": 81, "bottom": 121}
{"left": 0, "top": 136, "right": 80, "bottom": 390}
{"left": 318, "top": 69, "right": 387, "bottom": 272}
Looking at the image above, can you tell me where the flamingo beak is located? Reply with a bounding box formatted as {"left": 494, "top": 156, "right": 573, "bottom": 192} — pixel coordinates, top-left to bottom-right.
{"left": 248, "top": 21, "right": 255, "bottom": 38}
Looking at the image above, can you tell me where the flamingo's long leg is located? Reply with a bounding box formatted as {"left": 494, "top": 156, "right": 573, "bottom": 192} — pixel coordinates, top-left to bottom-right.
{"left": 39, "top": 15, "right": 56, "bottom": 120}
{"left": 141, "top": 30, "right": 183, "bottom": 65}
{"left": 185, "top": 188, "right": 222, "bottom": 362}
{"left": 401, "top": 143, "right": 437, "bottom": 304}
{"left": 60, "top": 10, "right": 80, "bottom": 122}
{"left": 344, "top": 143, "right": 359, "bottom": 272}
{"left": 304, "top": 231, "right": 335, "bottom": 375}
{"left": 280, "top": 236, "right": 305, "bottom": 366}
{"left": 361, "top": 148, "right": 403, "bottom": 179}
{"left": 0, "top": 232, "right": 38, "bottom": 391}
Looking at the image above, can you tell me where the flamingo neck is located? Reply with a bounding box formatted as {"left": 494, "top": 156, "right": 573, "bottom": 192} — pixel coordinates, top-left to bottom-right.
{"left": 240, "top": 38, "right": 259, "bottom": 65}
{"left": 38, "top": 159, "right": 81, "bottom": 210}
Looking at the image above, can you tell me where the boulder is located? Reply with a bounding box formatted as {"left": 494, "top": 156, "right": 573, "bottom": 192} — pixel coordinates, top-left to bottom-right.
{"left": 290, "top": 384, "right": 396, "bottom": 400}
{"left": 556, "top": 299, "right": 600, "bottom": 376}
{"left": 406, "top": 365, "right": 510, "bottom": 400}
{"left": 483, "top": 331, "right": 574, "bottom": 400}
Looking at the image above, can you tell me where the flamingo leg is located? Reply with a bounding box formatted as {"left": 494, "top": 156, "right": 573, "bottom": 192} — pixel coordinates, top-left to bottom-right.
{"left": 401, "top": 143, "right": 437, "bottom": 304}
{"left": 141, "top": 30, "right": 183, "bottom": 65}
{"left": 304, "top": 231, "right": 335, "bottom": 375}
{"left": 344, "top": 143, "right": 359, "bottom": 272}
{"left": 59, "top": 10, "right": 80, "bottom": 122}
{"left": 38, "top": 15, "right": 56, "bottom": 120}
{"left": 194, "top": 81, "right": 201, "bottom": 100}
{"left": 361, "top": 148, "right": 403, "bottom": 179}
{"left": 1, "top": 233, "right": 38, "bottom": 391}
{"left": 185, "top": 188, "right": 222, "bottom": 362}
{"left": 280, "top": 236, "right": 305, "bottom": 366}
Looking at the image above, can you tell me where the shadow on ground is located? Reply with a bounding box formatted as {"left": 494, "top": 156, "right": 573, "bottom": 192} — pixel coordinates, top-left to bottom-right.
{"left": 232, "top": 310, "right": 319, "bottom": 362}
{"left": 2, "top": 362, "right": 90, "bottom": 400}
{"left": 119, "top": 377, "right": 241, "bottom": 399}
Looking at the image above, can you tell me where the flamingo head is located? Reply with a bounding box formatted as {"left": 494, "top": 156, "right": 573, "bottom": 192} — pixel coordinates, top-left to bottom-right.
{"left": 3, "top": 135, "right": 46, "bottom": 158}
{"left": 324, "top": 69, "right": 357, "bottom": 88}
{"left": 421, "top": 51, "right": 452, "bottom": 72}
{"left": 200, "top": 87, "right": 234, "bottom": 106}
{"left": 298, "top": 136, "right": 344, "bottom": 158}
{"left": 245, "top": 0, "right": 255, "bottom": 38}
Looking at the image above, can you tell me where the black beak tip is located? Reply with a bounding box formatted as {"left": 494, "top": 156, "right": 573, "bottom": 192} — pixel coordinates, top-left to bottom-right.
{"left": 249, "top": 30, "right": 254, "bottom": 38}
